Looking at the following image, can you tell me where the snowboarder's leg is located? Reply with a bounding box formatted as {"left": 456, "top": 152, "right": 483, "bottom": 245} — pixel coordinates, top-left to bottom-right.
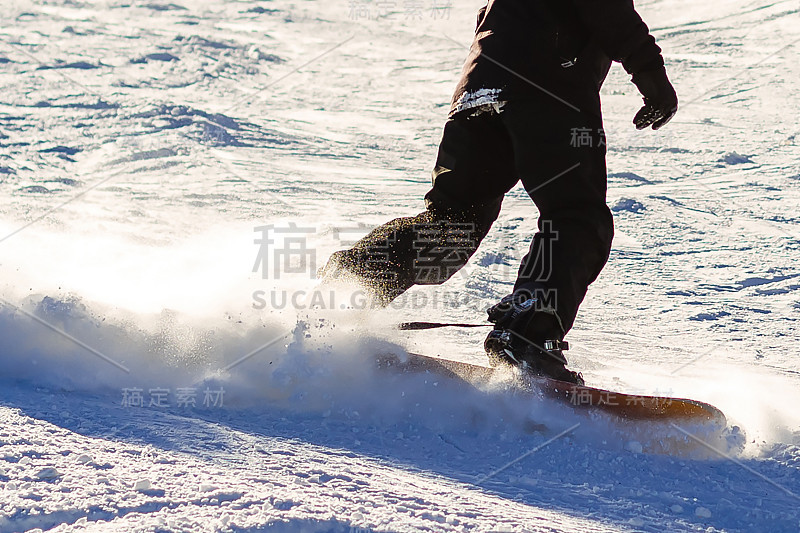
{"left": 321, "top": 112, "right": 518, "bottom": 305}
{"left": 507, "top": 101, "right": 613, "bottom": 335}
{"left": 483, "top": 99, "right": 612, "bottom": 383}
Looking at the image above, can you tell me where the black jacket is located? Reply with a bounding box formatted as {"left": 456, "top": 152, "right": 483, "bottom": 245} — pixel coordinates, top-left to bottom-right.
{"left": 451, "top": 0, "right": 664, "bottom": 115}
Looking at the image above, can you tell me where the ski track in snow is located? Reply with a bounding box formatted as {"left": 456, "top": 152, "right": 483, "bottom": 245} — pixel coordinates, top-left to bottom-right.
{"left": 1, "top": 0, "right": 800, "bottom": 531}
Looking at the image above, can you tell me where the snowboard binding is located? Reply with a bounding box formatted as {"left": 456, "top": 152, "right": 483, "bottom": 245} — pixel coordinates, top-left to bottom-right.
{"left": 484, "top": 293, "right": 584, "bottom": 385}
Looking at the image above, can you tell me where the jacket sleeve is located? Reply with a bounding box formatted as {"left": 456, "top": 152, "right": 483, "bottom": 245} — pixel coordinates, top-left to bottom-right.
{"left": 572, "top": 0, "right": 664, "bottom": 73}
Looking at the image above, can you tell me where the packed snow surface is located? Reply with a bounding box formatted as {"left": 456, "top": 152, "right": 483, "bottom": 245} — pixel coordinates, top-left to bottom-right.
{"left": 1, "top": 0, "right": 800, "bottom": 531}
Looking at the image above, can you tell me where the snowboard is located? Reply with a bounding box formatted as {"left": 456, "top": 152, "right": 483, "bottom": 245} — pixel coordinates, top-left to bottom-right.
{"left": 375, "top": 351, "right": 726, "bottom": 425}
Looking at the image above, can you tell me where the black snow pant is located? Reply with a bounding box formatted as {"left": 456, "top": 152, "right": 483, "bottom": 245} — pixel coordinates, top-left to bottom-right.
{"left": 325, "top": 96, "right": 613, "bottom": 336}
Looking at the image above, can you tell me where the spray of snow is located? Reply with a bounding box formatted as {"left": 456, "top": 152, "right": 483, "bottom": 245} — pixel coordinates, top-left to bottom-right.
{"left": 0, "top": 227, "right": 779, "bottom": 460}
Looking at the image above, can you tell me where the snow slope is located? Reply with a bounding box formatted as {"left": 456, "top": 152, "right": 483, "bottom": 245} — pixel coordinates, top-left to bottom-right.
{"left": 1, "top": 0, "right": 800, "bottom": 531}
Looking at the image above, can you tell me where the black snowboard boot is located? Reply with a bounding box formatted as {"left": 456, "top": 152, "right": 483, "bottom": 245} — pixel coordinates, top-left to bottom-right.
{"left": 484, "top": 292, "right": 584, "bottom": 385}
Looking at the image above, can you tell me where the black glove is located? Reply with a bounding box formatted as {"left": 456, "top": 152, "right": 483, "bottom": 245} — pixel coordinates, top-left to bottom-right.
{"left": 631, "top": 66, "right": 678, "bottom": 130}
